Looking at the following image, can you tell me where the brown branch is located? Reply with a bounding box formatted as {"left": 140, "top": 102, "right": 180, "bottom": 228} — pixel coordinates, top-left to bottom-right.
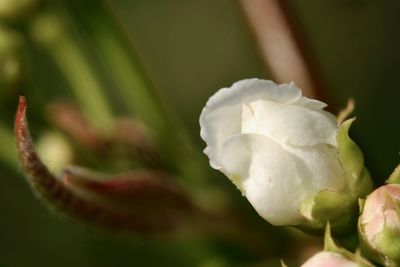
{"left": 239, "top": 0, "right": 331, "bottom": 106}
{"left": 14, "top": 95, "right": 194, "bottom": 235}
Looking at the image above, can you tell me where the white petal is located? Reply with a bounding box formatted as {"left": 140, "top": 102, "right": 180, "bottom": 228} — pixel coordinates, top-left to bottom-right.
{"left": 200, "top": 78, "right": 301, "bottom": 168}
{"left": 283, "top": 144, "right": 346, "bottom": 194}
{"left": 294, "top": 96, "right": 328, "bottom": 110}
{"left": 245, "top": 100, "right": 337, "bottom": 146}
{"left": 219, "top": 134, "right": 306, "bottom": 225}
{"left": 241, "top": 103, "right": 258, "bottom": 134}
{"left": 233, "top": 79, "right": 302, "bottom": 104}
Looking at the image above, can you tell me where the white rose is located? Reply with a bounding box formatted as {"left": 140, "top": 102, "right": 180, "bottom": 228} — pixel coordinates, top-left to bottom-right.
{"left": 199, "top": 78, "right": 346, "bottom": 226}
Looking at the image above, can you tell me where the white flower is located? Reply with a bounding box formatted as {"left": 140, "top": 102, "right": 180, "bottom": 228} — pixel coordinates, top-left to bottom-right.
{"left": 301, "top": 252, "right": 359, "bottom": 267}
{"left": 199, "top": 78, "right": 346, "bottom": 225}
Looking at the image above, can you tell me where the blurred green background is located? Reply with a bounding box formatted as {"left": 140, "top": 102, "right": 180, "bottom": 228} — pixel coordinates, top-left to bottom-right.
{"left": 1, "top": 0, "right": 400, "bottom": 266}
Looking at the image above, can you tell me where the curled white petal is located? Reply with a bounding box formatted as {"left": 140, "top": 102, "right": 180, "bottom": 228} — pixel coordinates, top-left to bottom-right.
{"left": 199, "top": 78, "right": 301, "bottom": 169}
{"left": 242, "top": 99, "right": 337, "bottom": 146}
{"left": 283, "top": 144, "right": 346, "bottom": 193}
{"left": 220, "top": 134, "right": 305, "bottom": 225}
{"left": 293, "top": 96, "right": 328, "bottom": 110}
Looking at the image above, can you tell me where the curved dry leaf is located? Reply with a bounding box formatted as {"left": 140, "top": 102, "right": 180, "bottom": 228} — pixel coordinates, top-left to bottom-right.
{"left": 15, "top": 95, "right": 194, "bottom": 234}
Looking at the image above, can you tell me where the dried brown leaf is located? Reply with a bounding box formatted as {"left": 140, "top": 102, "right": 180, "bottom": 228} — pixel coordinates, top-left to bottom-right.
{"left": 15, "top": 95, "right": 194, "bottom": 234}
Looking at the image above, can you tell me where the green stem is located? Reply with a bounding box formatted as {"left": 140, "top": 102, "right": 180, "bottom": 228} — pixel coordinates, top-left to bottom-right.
{"left": 84, "top": 10, "right": 168, "bottom": 141}
{"left": 30, "top": 12, "right": 115, "bottom": 135}
{"left": 92, "top": 20, "right": 205, "bottom": 181}
{"left": 63, "top": 1, "right": 210, "bottom": 184}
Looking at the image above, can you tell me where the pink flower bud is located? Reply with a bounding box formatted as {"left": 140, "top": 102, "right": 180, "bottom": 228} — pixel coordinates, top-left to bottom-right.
{"left": 301, "top": 251, "right": 359, "bottom": 267}
{"left": 360, "top": 184, "right": 400, "bottom": 244}
{"left": 359, "top": 184, "right": 400, "bottom": 265}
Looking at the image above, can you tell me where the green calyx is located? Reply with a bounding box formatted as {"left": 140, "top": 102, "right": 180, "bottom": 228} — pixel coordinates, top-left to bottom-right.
{"left": 378, "top": 227, "right": 400, "bottom": 266}
{"left": 337, "top": 119, "right": 373, "bottom": 196}
{"left": 299, "top": 189, "right": 358, "bottom": 235}
{"left": 299, "top": 118, "right": 373, "bottom": 235}
{"left": 358, "top": 217, "right": 400, "bottom": 266}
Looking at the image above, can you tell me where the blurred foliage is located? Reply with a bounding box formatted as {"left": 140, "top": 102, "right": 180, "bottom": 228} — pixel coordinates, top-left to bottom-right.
{"left": 0, "top": 0, "right": 399, "bottom": 266}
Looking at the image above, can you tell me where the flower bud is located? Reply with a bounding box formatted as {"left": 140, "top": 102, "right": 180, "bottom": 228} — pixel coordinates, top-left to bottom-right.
{"left": 301, "top": 225, "right": 373, "bottom": 267}
{"left": 200, "top": 79, "right": 372, "bottom": 233}
{"left": 301, "top": 251, "right": 360, "bottom": 267}
{"left": 358, "top": 184, "right": 400, "bottom": 266}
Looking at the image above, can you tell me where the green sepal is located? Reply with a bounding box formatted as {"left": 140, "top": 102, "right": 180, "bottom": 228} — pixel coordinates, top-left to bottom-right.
{"left": 337, "top": 118, "right": 373, "bottom": 196}
{"left": 324, "top": 224, "right": 352, "bottom": 257}
{"left": 299, "top": 190, "right": 357, "bottom": 235}
{"left": 337, "top": 98, "right": 355, "bottom": 125}
{"left": 379, "top": 227, "right": 400, "bottom": 266}
{"left": 387, "top": 164, "right": 400, "bottom": 185}
{"left": 280, "top": 260, "right": 288, "bottom": 267}
{"left": 298, "top": 119, "right": 373, "bottom": 235}
{"left": 324, "top": 224, "right": 374, "bottom": 267}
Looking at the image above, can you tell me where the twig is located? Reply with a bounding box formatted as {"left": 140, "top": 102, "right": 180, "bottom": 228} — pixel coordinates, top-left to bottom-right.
{"left": 238, "top": 0, "right": 330, "bottom": 105}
